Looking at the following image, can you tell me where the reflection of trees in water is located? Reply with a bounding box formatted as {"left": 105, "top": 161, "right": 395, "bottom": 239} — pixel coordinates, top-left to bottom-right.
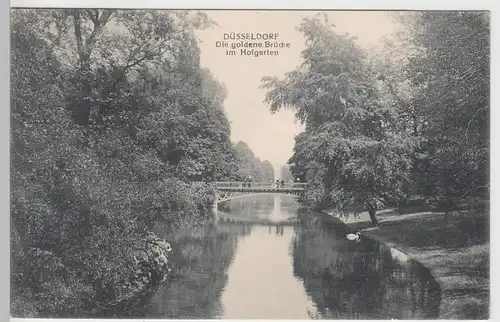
{"left": 221, "top": 195, "right": 299, "bottom": 215}
{"left": 273, "top": 225, "right": 285, "bottom": 236}
{"left": 280, "top": 196, "right": 300, "bottom": 207}
{"left": 132, "top": 220, "right": 253, "bottom": 319}
{"left": 223, "top": 195, "right": 275, "bottom": 214}
{"left": 266, "top": 224, "right": 287, "bottom": 236}
{"left": 292, "top": 213, "right": 441, "bottom": 319}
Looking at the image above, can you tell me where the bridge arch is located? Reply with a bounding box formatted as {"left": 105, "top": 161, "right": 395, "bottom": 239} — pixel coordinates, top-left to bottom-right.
{"left": 216, "top": 191, "right": 301, "bottom": 204}
{"left": 211, "top": 181, "right": 306, "bottom": 209}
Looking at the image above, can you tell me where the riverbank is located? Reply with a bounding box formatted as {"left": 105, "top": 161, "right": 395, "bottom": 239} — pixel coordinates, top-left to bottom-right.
{"left": 327, "top": 208, "right": 489, "bottom": 319}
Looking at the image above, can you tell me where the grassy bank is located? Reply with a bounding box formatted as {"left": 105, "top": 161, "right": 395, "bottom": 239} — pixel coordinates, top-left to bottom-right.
{"left": 328, "top": 208, "right": 489, "bottom": 319}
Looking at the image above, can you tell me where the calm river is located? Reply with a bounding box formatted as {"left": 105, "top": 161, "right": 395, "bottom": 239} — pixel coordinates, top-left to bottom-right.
{"left": 122, "top": 195, "right": 441, "bottom": 319}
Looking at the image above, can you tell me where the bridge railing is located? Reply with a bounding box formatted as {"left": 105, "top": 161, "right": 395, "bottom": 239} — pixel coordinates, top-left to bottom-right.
{"left": 214, "top": 181, "right": 307, "bottom": 189}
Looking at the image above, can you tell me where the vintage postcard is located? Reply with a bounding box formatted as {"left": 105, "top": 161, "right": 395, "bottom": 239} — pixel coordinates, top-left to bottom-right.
{"left": 10, "top": 8, "right": 490, "bottom": 320}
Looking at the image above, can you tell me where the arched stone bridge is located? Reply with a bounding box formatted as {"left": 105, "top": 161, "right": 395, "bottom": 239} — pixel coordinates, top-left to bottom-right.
{"left": 213, "top": 181, "right": 306, "bottom": 204}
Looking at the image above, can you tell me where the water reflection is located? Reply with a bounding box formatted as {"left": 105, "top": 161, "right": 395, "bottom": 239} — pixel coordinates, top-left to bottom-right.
{"left": 220, "top": 224, "right": 317, "bottom": 319}
{"left": 119, "top": 195, "right": 440, "bottom": 319}
{"left": 292, "top": 210, "right": 441, "bottom": 320}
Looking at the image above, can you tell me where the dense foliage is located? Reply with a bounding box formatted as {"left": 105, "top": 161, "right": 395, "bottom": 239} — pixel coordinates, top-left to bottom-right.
{"left": 396, "top": 12, "right": 489, "bottom": 211}
{"left": 262, "top": 15, "right": 415, "bottom": 224}
{"left": 10, "top": 9, "right": 247, "bottom": 317}
{"left": 280, "top": 164, "right": 294, "bottom": 182}
{"left": 233, "top": 141, "right": 274, "bottom": 182}
{"left": 262, "top": 12, "right": 489, "bottom": 224}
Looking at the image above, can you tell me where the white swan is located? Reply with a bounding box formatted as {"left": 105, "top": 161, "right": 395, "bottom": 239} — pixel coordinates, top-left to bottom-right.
{"left": 346, "top": 232, "right": 361, "bottom": 242}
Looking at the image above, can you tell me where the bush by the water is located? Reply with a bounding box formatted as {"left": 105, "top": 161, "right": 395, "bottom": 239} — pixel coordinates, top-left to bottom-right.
{"left": 10, "top": 9, "right": 246, "bottom": 317}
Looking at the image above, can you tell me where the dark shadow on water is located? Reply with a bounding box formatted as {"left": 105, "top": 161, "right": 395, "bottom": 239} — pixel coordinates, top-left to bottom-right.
{"left": 293, "top": 210, "right": 442, "bottom": 320}
{"left": 100, "top": 197, "right": 442, "bottom": 319}
{"left": 103, "top": 220, "right": 252, "bottom": 319}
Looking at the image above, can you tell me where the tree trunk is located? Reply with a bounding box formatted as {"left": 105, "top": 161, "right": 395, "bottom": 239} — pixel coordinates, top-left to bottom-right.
{"left": 412, "top": 114, "right": 419, "bottom": 136}
{"left": 74, "top": 76, "right": 92, "bottom": 126}
{"left": 368, "top": 209, "right": 379, "bottom": 225}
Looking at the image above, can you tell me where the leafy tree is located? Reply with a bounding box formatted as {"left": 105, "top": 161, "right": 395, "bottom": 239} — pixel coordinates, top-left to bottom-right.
{"left": 261, "top": 161, "right": 275, "bottom": 182}
{"left": 233, "top": 141, "right": 274, "bottom": 182}
{"left": 287, "top": 133, "right": 308, "bottom": 182}
{"left": 11, "top": 9, "right": 239, "bottom": 317}
{"left": 398, "top": 12, "right": 489, "bottom": 216}
{"left": 280, "top": 164, "right": 294, "bottom": 182}
{"left": 262, "top": 15, "right": 415, "bottom": 224}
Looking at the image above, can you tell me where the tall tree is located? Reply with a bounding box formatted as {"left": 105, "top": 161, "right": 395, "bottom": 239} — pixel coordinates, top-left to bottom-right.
{"left": 262, "top": 15, "right": 415, "bottom": 224}
{"left": 11, "top": 9, "right": 239, "bottom": 317}
{"left": 261, "top": 161, "right": 275, "bottom": 182}
{"left": 280, "top": 165, "right": 294, "bottom": 182}
{"left": 392, "top": 12, "right": 489, "bottom": 215}
{"left": 233, "top": 141, "right": 274, "bottom": 182}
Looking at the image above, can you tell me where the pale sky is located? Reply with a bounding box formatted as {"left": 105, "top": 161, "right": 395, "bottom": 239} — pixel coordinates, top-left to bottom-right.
{"left": 196, "top": 11, "right": 398, "bottom": 170}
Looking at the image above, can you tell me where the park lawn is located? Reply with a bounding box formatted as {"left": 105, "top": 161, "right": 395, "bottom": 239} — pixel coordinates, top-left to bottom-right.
{"left": 331, "top": 208, "right": 490, "bottom": 320}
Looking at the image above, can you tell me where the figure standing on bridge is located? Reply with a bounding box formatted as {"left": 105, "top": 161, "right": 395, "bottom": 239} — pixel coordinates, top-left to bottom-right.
{"left": 276, "top": 179, "right": 280, "bottom": 188}
{"left": 280, "top": 180, "right": 285, "bottom": 188}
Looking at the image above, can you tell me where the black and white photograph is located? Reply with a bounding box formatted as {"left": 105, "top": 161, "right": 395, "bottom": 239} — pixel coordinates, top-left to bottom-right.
{"left": 10, "top": 8, "right": 490, "bottom": 320}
